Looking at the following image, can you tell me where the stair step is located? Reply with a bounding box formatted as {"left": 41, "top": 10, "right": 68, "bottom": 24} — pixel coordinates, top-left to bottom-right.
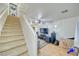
{"left": 19, "top": 51, "right": 28, "bottom": 56}
{"left": 5, "top": 19, "right": 19, "bottom": 21}
{"left": 5, "top": 20, "right": 20, "bottom": 22}
{"left": 4, "top": 24, "right": 20, "bottom": 27}
{"left": 5, "top": 21, "right": 20, "bottom": 24}
{"left": 0, "top": 35, "right": 24, "bottom": 43}
{"left": 4, "top": 26, "right": 21, "bottom": 29}
{"left": 5, "top": 24, "right": 20, "bottom": 26}
{"left": 0, "top": 39, "right": 26, "bottom": 52}
{"left": 1, "top": 29, "right": 22, "bottom": 33}
{"left": 1, "top": 32, "right": 23, "bottom": 36}
{"left": 2, "top": 29, "right": 22, "bottom": 32}
{"left": 1, "top": 31, "right": 22, "bottom": 36}
{"left": 3, "top": 28, "right": 22, "bottom": 30}
{"left": 0, "top": 44, "right": 27, "bottom": 56}
{"left": 5, "top": 22, "right": 20, "bottom": 24}
{"left": 6, "top": 18, "right": 19, "bottom": 21}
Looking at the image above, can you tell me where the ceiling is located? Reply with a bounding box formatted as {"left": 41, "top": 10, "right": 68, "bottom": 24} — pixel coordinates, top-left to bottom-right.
{"left": 19, "top": 3, "right": 79, "bottom": 22}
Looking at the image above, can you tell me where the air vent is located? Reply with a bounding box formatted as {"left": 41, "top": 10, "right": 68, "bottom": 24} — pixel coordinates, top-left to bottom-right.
{"left": 61, "top": 9, "right": 68, "bottom": 13}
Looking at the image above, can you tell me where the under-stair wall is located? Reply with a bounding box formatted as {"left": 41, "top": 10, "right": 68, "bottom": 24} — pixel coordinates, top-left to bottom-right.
{"left": 19, "top": 15, "right": 37, "bottom": 56}
{"left": 0, "top": 8, "right": 8, "bottom": 35}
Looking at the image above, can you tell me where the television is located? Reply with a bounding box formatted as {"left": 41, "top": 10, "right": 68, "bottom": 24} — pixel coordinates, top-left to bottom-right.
{"left": 40, "top": 28, "right": 48, "bottom": 34}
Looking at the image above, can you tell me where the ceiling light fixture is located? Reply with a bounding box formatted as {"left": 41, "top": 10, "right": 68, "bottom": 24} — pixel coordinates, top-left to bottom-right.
{"left": 54, "top": 25, "right": 57, "bottom": 28}
{"left": 37, "top": 12, "right": 42, "bottom": 19}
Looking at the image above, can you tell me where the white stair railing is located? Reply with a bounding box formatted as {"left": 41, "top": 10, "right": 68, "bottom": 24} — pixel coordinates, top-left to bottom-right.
{"left": 0, "top": 8, "right": 8, "bottom": 35}
{"left": 20, "top": 15, "right": 37, "bottom": 56}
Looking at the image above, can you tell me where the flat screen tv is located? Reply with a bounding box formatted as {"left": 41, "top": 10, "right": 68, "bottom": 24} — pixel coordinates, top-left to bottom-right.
{"left": 40, "top": 28, "right": 48, "bottom": 34}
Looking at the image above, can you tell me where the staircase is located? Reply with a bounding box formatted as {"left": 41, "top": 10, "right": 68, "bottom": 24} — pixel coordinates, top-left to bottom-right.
{"left": 0, "top": 15, "right": 28, "bottom": 56}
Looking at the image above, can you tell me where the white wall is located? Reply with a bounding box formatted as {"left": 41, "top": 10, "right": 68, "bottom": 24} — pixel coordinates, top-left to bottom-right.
{"left": 47, "top": 16, "right": 79, "bottom": 40}
{"left": 20, "top": 15, "right": 37, "bottom": 56}
{"left": 0, "top": 8, "right": 8, "bottom": 35}
{"left": 37, "top": 16, "right": 79, "bottom": 40}
{"left": 50, "top": 16, "right": 78, "bottom": 39}
{"left": 74, "top": 20, "right": 79, "bottom": 48}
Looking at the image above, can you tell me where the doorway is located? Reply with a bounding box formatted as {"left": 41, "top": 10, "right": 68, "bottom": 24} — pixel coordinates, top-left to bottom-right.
{"left": 9, "top": 3, "right": 17, "bottom": 16}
